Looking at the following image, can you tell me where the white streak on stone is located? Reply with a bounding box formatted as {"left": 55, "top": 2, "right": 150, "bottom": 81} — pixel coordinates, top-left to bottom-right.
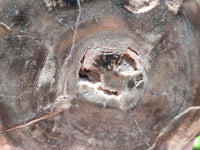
{"left": 65, "top": 0, "right": 82, "bottom": 61}
{"left": 165, "top": 0, "right": 183, "bottom": 14}
{"left": 124, "top": 0, "right": 159, "bottom": 14}
{"left": 37, "top": 47, "right": 56, "bottom": 88}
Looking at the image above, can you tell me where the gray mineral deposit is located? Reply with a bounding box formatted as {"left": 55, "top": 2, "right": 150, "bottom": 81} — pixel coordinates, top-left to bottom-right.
{"left": 0, "top": 0, "right": 200, "bottom": 150}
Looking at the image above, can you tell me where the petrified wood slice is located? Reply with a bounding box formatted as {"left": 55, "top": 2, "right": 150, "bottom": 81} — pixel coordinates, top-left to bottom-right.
{"left": 0, "top": 0, "right": 200, "bottom": 150}
{"left": 149, "top": 106, "right": 200, "bottom": 150}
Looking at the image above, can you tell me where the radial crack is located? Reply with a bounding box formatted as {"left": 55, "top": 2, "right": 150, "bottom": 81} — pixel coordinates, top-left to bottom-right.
{"left": 0, "top": 110, "right": 63, "bottom": 133}
{"left": 134, "top": 118, "right": 150, "bottom": 148}
{"left": 66, "top": 0, "right": 82, "bottom": 61}
{"left": 0, "top": 95, "right": 72, "bottom": 133}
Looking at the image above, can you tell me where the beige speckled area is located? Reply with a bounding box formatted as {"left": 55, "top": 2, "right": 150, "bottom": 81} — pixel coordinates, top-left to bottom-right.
{"left": 124, "top": 0, "right": 159, "bottom": 13}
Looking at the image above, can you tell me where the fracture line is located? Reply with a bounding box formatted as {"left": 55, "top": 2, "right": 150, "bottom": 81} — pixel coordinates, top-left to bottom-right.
{"left": 0, "top": 22, "right": 15, "bottom": 31}
{"left": 66, "top": 0, "right": 82, "bottom": 61}
{"left": 133, "top": 118, "right": 150, "bottom": 147}
{"left": 0, "top": 110, "right": 64, "bottom": 133}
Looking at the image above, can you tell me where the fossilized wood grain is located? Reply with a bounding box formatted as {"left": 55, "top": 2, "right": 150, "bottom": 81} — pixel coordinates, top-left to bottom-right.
{"left": 0, "top": 0, "right": 200, "bottom": 150}
{"left": 149, "top": 106, "right": 200, "bottom": 150}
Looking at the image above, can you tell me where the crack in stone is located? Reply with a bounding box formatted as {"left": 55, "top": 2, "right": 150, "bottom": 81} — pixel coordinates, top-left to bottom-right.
{"left": 66, "top": 0, "right": 82, "bottom": 61}
{"left": 148, "top": 106, "right": 200, "bottom": 150}
{"left": 0, "top": 95, "right": 72, "bottom": 133}
{"left": 133, "top": 118, "right": 150, "bottom": 148}
{"left": 0, "top": 111, "right": 62, "bottom": 133}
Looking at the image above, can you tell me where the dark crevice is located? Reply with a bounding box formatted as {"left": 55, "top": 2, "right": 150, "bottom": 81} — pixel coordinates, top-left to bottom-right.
{"left": 98, "top": 86, "right": 118, "bottom": 96}
{"left": 79, "top": 67, "right": 100, "bottom": 83}
{"left": 93, "top": 52, "right": 121, "bottom": 73}
{"left": 12, "top": 8, "right": 29, "bottom": 26}
{"left": 121, "top": 53, "right": 137, "bottom": 70}
{"left": 127, "top": 79, "right": 135, "bottom": 89}
{"left": 127, "top": 47, "right": 139, "bottom": 56}
{"left": 135, "top": 73, "right": 144, "bottom": 81}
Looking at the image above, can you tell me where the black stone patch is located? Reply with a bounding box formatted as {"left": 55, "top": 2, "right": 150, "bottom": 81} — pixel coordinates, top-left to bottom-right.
{"left": 63, "top": 0, "right": 77, "bottom": 6}
{"left": 12, "top": 9, "right": 28, "bottom": 26}
{"left": 93, "top": 53, "right": 121, "bottom": 73}
{"left": 127, "top": 79, "right": 135, "bottom": 89}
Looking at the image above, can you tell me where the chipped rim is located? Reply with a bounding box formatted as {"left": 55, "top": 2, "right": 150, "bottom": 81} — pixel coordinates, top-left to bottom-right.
{"left": 77, "top": 47, "right": 148, "bottom": 111}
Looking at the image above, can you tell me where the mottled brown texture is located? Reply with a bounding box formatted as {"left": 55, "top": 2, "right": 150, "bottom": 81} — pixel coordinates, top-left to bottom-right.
{"left": 0, "top": 0, "right": 200, "bottom": 150}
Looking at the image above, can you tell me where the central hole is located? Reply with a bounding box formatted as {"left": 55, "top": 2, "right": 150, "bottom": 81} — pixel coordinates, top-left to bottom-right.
{"left": 77, "top": 48, "right": 146, "bottom": 110}
{"left": 78, "top": 51, "right": 142, "bottom": 96}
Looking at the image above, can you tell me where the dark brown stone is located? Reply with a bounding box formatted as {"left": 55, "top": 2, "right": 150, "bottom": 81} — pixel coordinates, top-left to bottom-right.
{"left": 0, "top": 0, "right": 199, "bottom": 150}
